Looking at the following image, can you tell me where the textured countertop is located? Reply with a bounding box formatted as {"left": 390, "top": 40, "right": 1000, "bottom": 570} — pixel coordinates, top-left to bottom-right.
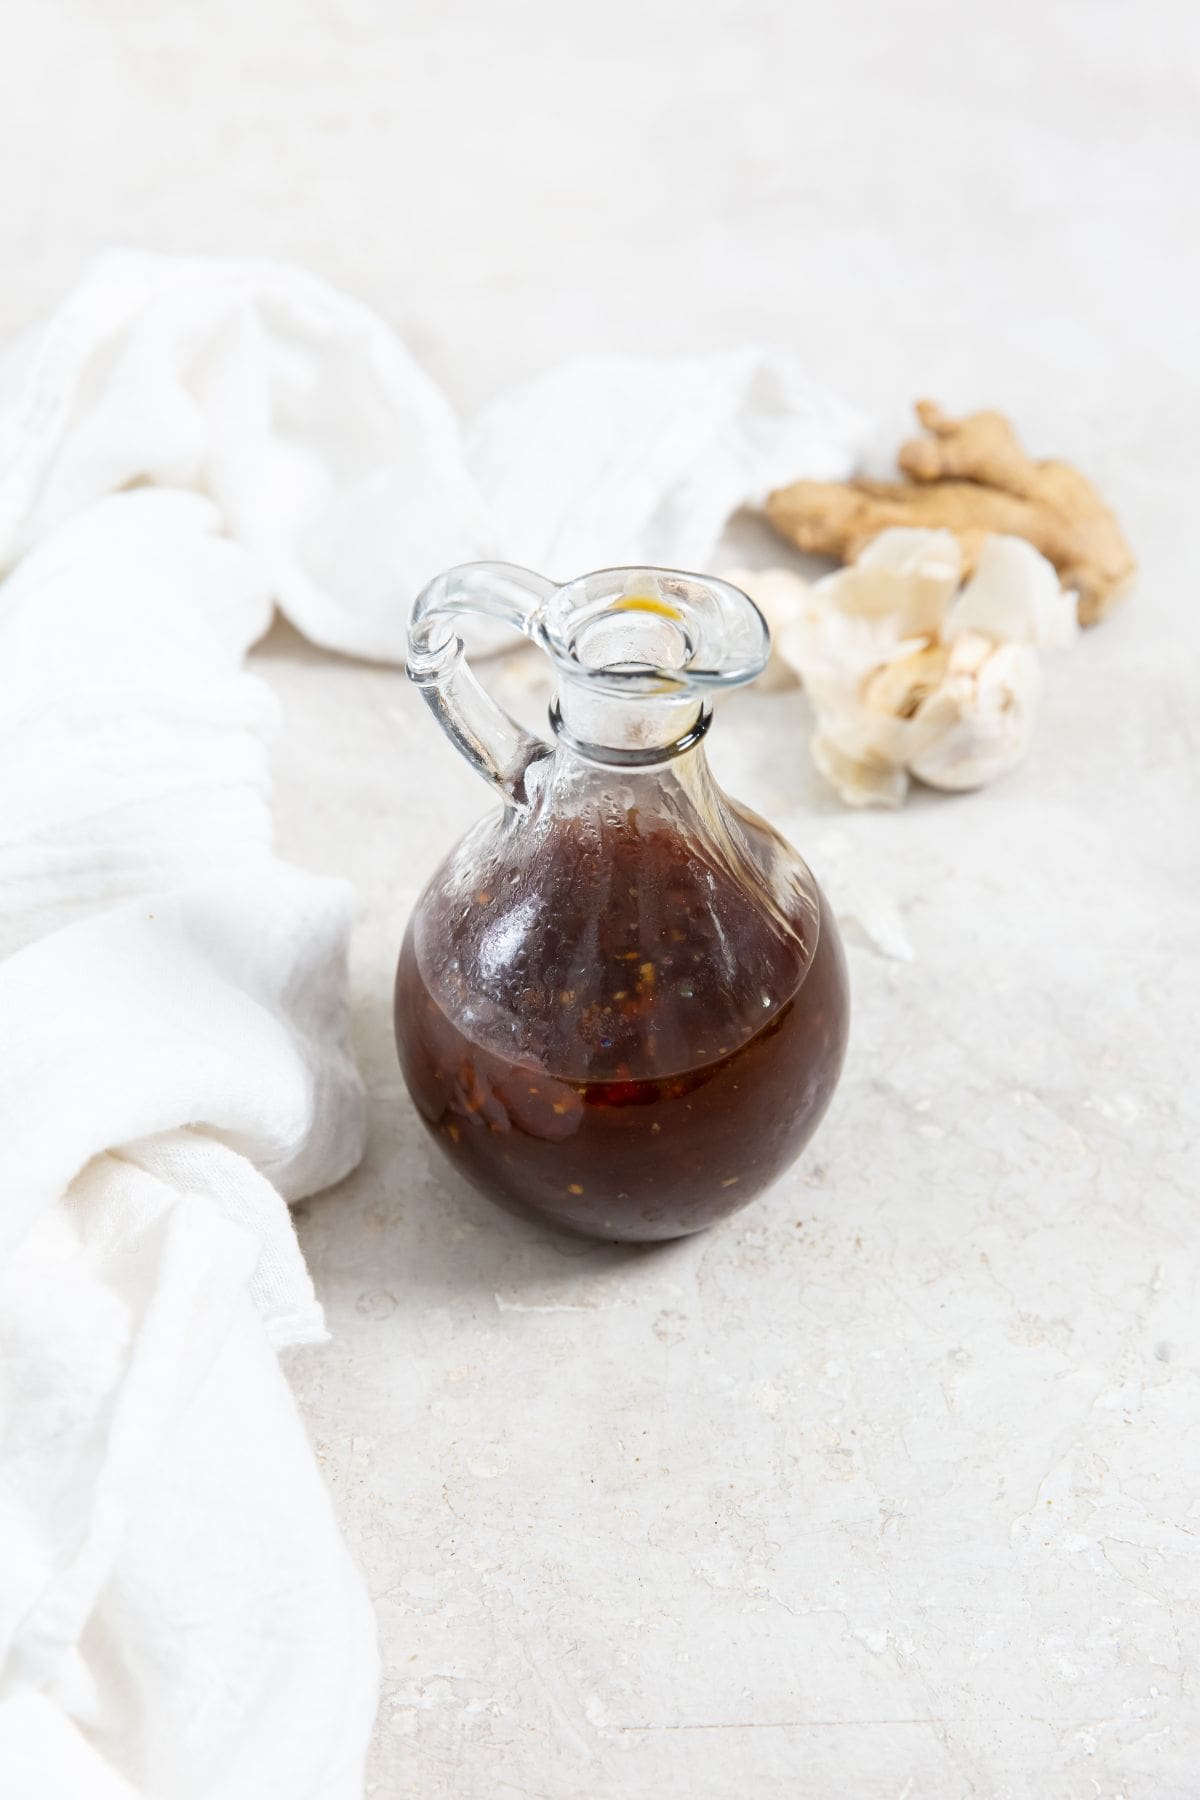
{"left": 4, "top": 2, "right": 1198, "bottom": 1795}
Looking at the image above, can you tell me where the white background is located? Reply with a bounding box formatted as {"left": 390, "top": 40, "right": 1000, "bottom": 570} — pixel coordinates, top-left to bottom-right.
{"left": 3, "top": 4, "right": 1198, "bottom": 1796}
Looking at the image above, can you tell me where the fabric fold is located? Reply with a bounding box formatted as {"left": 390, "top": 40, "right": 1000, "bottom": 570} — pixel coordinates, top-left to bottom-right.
{"left": 0, "top": 249, "right": 865, "bottom": 1797}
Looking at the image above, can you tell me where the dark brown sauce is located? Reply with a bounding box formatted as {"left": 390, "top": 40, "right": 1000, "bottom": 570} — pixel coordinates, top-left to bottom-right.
{"left": 395, "top": 818, "right": 848, "bottom": 1241}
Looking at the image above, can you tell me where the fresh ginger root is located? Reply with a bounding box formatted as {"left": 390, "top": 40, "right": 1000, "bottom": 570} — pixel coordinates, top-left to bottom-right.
{"left": 766, "top": 401, "right": 1135, "bottom": 625}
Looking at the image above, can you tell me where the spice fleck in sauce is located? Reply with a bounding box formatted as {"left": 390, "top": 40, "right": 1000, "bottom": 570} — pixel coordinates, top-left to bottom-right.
{"left": 396, "top": 816, "right": 848, "bottom": 1240}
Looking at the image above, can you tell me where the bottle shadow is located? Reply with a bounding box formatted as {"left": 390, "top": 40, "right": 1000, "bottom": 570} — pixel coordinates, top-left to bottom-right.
{"left": 293, "top": 1089, "right": 699, "bottom": 1324}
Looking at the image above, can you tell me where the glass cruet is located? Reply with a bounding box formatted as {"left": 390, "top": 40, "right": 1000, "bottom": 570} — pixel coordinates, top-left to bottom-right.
{"left": 395, "top": 560, "right": 849, "bottom": 1242}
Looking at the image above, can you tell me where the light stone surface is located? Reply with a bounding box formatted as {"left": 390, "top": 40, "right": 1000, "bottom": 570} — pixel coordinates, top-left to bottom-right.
{"left": 3, "top": 3, "right": 1199, "bottom": 1795}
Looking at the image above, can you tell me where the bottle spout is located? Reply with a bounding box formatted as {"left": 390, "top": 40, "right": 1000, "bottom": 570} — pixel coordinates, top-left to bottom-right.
{"left": 541, "top": 567, "right": 769, "bottom": 765}
{"left": 407, "top": 561, "right": 770, "bottom": 789}
{"left": 541, "top": 567, "right": 769, "bottom": 699}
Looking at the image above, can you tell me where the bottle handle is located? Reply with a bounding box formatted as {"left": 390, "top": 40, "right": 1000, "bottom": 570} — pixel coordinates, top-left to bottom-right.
{"left": 407, "top": 562, "right": 556, "bottom": 808}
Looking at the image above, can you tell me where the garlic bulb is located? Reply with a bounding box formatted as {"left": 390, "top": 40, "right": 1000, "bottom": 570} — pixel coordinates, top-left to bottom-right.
{"left": 775, "top": 529, "right": 1075, "bottom": 807}
{"left": 720, "top": 566, "right": 810, "bottom": 689}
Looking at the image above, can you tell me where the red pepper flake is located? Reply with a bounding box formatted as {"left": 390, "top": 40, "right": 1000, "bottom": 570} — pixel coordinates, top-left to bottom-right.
{"left": 592, "top": 1080, "right": 645, "bottom": 1107}
{"left": 567, "top": 1182, "right": 584, "bottom": 1196}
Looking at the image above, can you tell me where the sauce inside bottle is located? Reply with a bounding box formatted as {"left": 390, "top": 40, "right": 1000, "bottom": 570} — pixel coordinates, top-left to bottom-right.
{"left": 396, "top": 809, "right": 849, "bottom": 1241}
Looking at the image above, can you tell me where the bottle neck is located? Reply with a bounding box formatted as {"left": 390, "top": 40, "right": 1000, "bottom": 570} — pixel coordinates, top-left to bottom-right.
{"left": 550, "top": 676, "right": 710, "bottom": 768}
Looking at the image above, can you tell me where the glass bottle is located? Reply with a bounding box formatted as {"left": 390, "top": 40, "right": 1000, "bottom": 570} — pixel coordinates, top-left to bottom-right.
{"left": 395, "top": 562, "right": 849, "bottom": 1242}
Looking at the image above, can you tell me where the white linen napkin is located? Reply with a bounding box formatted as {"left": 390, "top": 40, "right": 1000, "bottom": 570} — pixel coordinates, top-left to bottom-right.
{"left": 0, "top": 250, "right": 864, "bottom": 1798}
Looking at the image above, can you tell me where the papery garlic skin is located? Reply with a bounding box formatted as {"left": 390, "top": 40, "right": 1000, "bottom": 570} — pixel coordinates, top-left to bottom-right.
{"left": 810, "top": 734, "right": 909, "bottom": 809}
{"left": 720, "top": 566, "right": 810, "bottom": 689}
{"left": 945, "top": 535, "right": 1077, "bottom": 651}
{"left": 775, "top": 528, "right": 1072, "bottom": 807}
{"left": 829, "top": 528, "right": 962, "bottom": 635}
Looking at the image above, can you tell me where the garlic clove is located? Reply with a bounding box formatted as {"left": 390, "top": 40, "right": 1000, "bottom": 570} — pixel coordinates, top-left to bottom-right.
{"left": 908, "top": 640, "right": 1041, "bottom": 791}
{"left": 860, "top": 639, "right": 951, "bottom": 722}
